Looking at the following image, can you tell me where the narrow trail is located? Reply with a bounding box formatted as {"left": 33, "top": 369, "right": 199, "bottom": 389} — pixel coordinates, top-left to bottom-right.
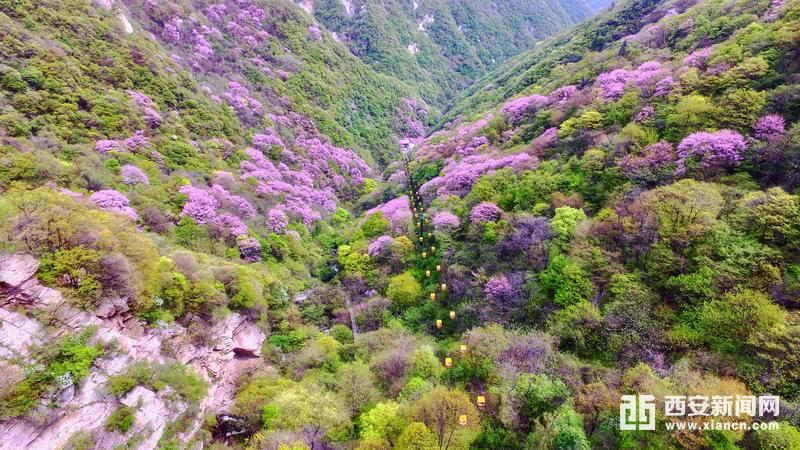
{"left": 401, "top": 153, "right": 487, "bottom": 426}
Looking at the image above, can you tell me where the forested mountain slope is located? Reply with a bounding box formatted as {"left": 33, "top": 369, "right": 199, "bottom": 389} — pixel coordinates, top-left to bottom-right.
{"left": 1, "top": 0, "right": 800, "bottom": 448}
{"left": 306, "top": 0, "right": 607, "bottom": 107}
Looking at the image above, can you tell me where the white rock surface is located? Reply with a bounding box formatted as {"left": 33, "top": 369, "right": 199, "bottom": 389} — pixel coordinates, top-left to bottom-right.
{"left": 0, "top": 254, "right": 265, "bottom": 449}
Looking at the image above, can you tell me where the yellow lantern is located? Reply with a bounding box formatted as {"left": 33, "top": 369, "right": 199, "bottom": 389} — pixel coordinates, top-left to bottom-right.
{"left": 436, "top": 265, "right": 441, "bottom": 272}
{"left": 431, "top": 246, "right": 436, "bottom": 252}
{"left": 477, "top": 396, "right": 485, "bottom": 407}
{"left": 436, "top": 319, "right": 443, "bottom": 329}
{"left": 445, "top": 357, "right": 452, "bottom": 367}
{"left": 422, "top": 251, "right": 428, "bottom": 258}
{"left": 427, "top": 232, "right": 432, "bottom": 238}
{"left": 441, "top": 283, "right": 447, "bottom": 292}
{"left": 431, "top": 293, "right": 436, "bottom": 301}
{"left": 460, "top": 344, "right": 467, "bottom": 354}
{"left": 419, "top": 236, "right": 424, "bottom": 243}
{"left": 425, "top": 270, "right": 431, "bottom": 278}
{"left": 417, "top": 221, "right": 421, "bottom": 228}
{"left": 458, "top": 414, "right": 467, "bottom": 426}
{"left": 449, "top": 310, "right": 456, "bottom": 320}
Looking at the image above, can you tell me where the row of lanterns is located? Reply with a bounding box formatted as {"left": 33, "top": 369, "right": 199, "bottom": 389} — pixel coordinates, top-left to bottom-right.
{"left": 404, "top": 152, "right": 486, "bottom": 422}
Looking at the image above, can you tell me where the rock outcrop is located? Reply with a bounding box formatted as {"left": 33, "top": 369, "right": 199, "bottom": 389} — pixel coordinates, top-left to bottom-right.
{"left": 0, "top": 254, "right": 265, "bottom": 449}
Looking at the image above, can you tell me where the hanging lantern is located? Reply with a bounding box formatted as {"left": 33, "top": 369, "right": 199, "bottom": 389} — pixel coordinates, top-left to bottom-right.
{"left": 422, "top": 251, "right": 427, "bottom": 258}
{"left": 445, "top": 357, "right": 452, "bottom": 367}
{"left": 458, "top": 414, "right": 467, "bottom": 426}
{"left": 436, "top": 319, "right": 443, "bottom": 329}
{"left": 449, "top": 310, "right": 456, "bottom": 320}
{"left": 425, "top": 270, "right": 431, "bottom": 278}
{"left": 460, "top": 344, "right": 467, "bottom": 354}
{"left": 431, "top": 246, "right": 436, "bottom": 253}
{"left": 436, "top": 265, "right": 441, "bottom": 272}
{"left": 477, "top": 396, "right": 485, "bottom": 408}
{"left": 441, "top": 283, "right": 447, "bottom": 292}
{"left": 430, "top": 292, "right": 436, "bottom": 301}
{"left": 417, "top": 221, "right": 421, "bottom": 228}
{"left": 419, "top": 236, "right": 424, "bottom": 243}
{"left": 427, "top": 232, "right": 432, "bottom": 238}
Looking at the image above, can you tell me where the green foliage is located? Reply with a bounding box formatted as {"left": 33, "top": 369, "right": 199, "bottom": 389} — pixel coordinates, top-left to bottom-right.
{"left": 539, "top": 254, "right": 595, "bottom": 306}
{"left": 386, "top": 271, "right": 422, "bottom": 309}
{"left": 0, "top": 327, "right": 100, "bottom": 420}
{"left": 361, "top": 213, "right": 390, "bottom": 238}
{"left": 395, "top": 422, "right": 438, "bottom": 450}
{"left": 105, "top": 406, "right": 136, "bottom": 433}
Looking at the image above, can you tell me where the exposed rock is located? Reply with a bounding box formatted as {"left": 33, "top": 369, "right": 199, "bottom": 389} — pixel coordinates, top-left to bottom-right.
{"left": 0, "top": 254, "right": 266, "bottom": 450}
{"left": 95, "top": 296, "right": 130, "bottom": 319}
{"left": 232, "top": 321, "right": 265, "bottom": 357}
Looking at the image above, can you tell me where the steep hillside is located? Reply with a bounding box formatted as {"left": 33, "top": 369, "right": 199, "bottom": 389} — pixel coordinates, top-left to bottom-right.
{"left": 2, "top": 0, "right": 800, "bottom": 448}
{"left": 305, "top": 0, "right": 606, "bottom": 107}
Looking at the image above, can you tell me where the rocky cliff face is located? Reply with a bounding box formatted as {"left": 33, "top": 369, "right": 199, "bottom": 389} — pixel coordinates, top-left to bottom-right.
{"left": 0, "top": 254, "right": 265, "bottom": 449}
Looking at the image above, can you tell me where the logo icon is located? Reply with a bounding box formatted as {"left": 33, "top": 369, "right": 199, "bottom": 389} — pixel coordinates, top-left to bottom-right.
{"left": 620, "top": 395, "right": 656, "bottom": 430}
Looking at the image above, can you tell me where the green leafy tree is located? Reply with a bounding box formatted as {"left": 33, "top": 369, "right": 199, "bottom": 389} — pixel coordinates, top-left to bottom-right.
{"left": 386, "top": 271, "right": 422, "bottom": 309}
{"left": 395, "top": 422, "right": 438, "bottom": 450}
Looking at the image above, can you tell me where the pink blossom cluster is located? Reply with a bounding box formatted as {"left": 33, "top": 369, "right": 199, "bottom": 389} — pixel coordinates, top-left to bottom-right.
{"left": 530, "top": 127, "right": 559, "bottom": 152}
{"left": 548, "top": 85, "right": 578, "bottom": 105}
{"left": 163, "top": 17, "right": 183, "bottom": 43}
{"left": 96, "top": 140, "right": 121, "bottom": 154}
{"left": 124, "top": 130, "right": 149, "bottom": 150}
{"left": 179, "top": 185, "right": 219, "bottom": 224}
{"left": 682, "top": 47, "right": 713, "bottom": 69}
{"left": 126, "top": 90, "right": 162, "bottom": 128}
{"left": 620, "top": 141, "right": 677, "bottom": 184}
{"left": 90, "top": 189, "right": 138, "bottom": 220}
{"left": 594, "top": 68, "right": 633, "bottom": 100}
{"left": 676, "top": 130, "right": 746, "bottom": 174}
{"left": 471, "top": 202, "right": 502, "bottom": 223}
{"left": 420, "top": 152, "right": 537, "bottom": 199}
{"left": 454, "top": 135, "right": 489, "bottom": 157}
{"left": 308, "top": 24, "right": 322, "bottom": 41}
{"left": 238, "top": 237, "right": 262, "bottom": 262}
{"left": 209, "top": 184, "right": 257, "bottom": 220}
{"left": 368, "top": 235, "right": 394, "bottom": 257}
{"left": 502, "top": 94, "right": 550, "bottom": 124}
{"left": 753, "top": 115, "right": 786, "bottom": 141}
{"left": 95, "top": 130, "right": 150, "bottom": 155}
{"left": 654, "top": 76, "right": 677, "bottom": 97}
{"left": 191, "top": 30, "right": 214, "bottom": 60}
{"left": 635, "top": 106, "right": 656, "bottom": 123}
{"left": 432, "top": 211, "right": 460, "bottom": 230}
{"left": 253, "top": 129, "right": 285, "bottom": 150}
{"left": 633, "top": 61, "right": 664, "bottom": 87}
{"left": 223, "top": 81, "right": 263, "bottom": 118}
{"left": 178, "top": 185, "right": 252, "bottom": 237}
{"left": 365, "top": 196, "right": 412, "bottom": 234}
{"left": 266, "top": 208, "right": 289, "bottom": 234}
{"left": 484, "top": 273, "right": 514, "bottom": 301}
{"left": 120, "top": 165, "right": 150, "bottom": 185}
{"left": 395, "top": 97, "right": 428, "bottom": 138}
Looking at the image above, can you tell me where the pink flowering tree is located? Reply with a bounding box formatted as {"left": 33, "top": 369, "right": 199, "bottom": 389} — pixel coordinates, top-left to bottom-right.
{"left": 471, "top": 202, "right": 502, "bottom": 223}
{"left": 594, "top": 69, "right": 633, "bottom": 100}
{"left": 267, "top": 208, "right": 289, "bottom": 234}
{"left": 120, "top": 165, "right": 150, "bottom": 185}
{"left": 179, "top": 185, "right": 219, "bottom": 224}
{"left": 502, "top": 94, "right": 550, "bottom": 124}
{"left": 90, "top": 190, "right": 138, "bottom": 220}
{"left": 753, "top": 115, "right": 786, "bottom": 141}
{"left": 621, "top": 141, "right": 678, "bottom": 185}
{"left": 238, "top": 237, "right": 262, "bottom": 262}
{"left": 368, "top": 235, "right": 394, "bottom": 257}
{"left": 676, "top": 130, "right": 747, "bottom": 175}
{"left": 432, "top": 211, "right": 460, "bottom": 231}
